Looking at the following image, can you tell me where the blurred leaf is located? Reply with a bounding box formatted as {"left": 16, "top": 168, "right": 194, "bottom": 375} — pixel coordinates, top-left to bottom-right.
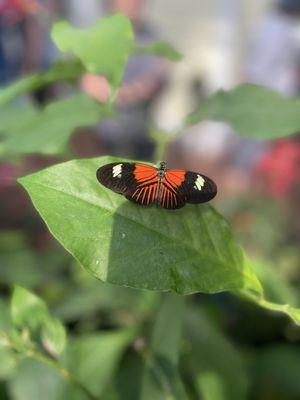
{"left": 0, "top": 104, "right": 38, "bottom": 133}
{"left": 186, "top": 84, "right": 300, "bottom": 139}
{"left": 0, "top": 250, "right": 43, "bottom": 288}
{"left": 185, "top": 307, "right": 249, "bottom": 400}
{"left": 109, "top": 351, "right": 144, "bottom": 400}
{"left": 0, "top": 346, "right": 17, "bottom": 379}
{"left": 59, "top": 329, "right": 135, "bottom": 399}
{"left": 52, "top": 14, "right": 134, "bottom": 90}
{"left": 53, "top": 281, "right": 157, "bottom": 323}
{"left": 134, "top": 42, "right": 182, "bottom": 61}
{"left": 42, "top": 317, "right": 66, "bottom": 357}
{"left": 0, "top": 60, "right": 84, "bottom": 107}
{"left": 250, "top": 258, "right": 299, "bottom": 307}
{"left": 1, "top": 94, "right": 106, "bottom": 156}
{"left": 251, "top": 345, "right": 300, "bottom": 400}
{"left": 8, "top": 358, "right": 61, "bottom": 400}
{"left": 11, "top": 286, "right": 66, "bottom": 355}
{"left": 18, "top": 156, "right": 262, "bottom": 296}
{"left": 240, "top": 289, "right": 300, "bottom": 325}
{"left": 9, "top": 329, "right": 135, "bottom": 400}
{"left": 11, "top": 286, "right": 48, "bottom": 331}
{"left": 141, "top": 294, "right": 188, "bottom": 400}
{"left": 197, "top": 371, "right": 228, "bottom": 400}
{"left": 0, "top": 299, "right": 11, "bottom": 331}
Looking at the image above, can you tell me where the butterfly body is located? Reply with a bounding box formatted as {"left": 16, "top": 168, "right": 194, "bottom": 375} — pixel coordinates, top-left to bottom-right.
{"left": 96, "top": 161, "right": 217, "bottom": 210}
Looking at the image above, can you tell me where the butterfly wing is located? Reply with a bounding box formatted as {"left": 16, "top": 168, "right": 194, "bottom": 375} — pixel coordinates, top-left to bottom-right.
{"left": 96, "top": 162, "right": 159, "bottom": 206}
{"left": 162, "top": 169, "right": 217, "bottom": 209}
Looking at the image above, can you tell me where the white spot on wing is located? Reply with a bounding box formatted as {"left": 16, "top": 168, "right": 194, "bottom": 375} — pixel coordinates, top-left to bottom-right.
{"left": 112, "top": 164, "right": 123, "bottom": 178}
{"left": 194, "top": 175, "right": 205, "bottom": 190}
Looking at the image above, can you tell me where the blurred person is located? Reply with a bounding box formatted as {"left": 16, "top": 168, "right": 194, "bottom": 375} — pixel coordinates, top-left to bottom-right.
{"left": 247, "top": 0, "right": 300, "bottom": 96}
{"left": 0, "top": 0, "right": 57, "bottom": 103}
{"left": 80, "top": 0, "right": 169, "bottom": 160}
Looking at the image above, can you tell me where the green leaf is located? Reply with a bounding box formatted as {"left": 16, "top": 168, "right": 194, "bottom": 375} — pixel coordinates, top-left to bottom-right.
{"left": 0, "top": 103, "right": 38, "bottom": 133}
{"left": 18, "top": 156, "right": 262, "bottom": 296}
{"left": 185, "top": 307, "right": 249, "bottom": 400}
{"left": 251, "top": 345, "right": 300, "bottom": 399}
{"left": 59, "top": 330, "right": 135, "bottom": 398}
{"left": 0, "top": 299, "right": 11, "bottom": 331}
{"left": 1, "top": 94, "right": 106, "bottom": 156}
{"left": 240, "top": 289, "right": 300, "bottom": 325}
{"left": 51, "top": 14, "right": 134, "bottom": 90}
{"left": 11, "top": 286, "right": 66, "bottom": 355}
{"left": 250, "top": 258, "right": 299, "bottom": 307}
{"left": 0, "top": 60, "right": 84, "bottom": 107}
{"left": 0, "top": 347, "right": 17, "bottom": 379}
{"left": 11, "top": 286, "right": 48, "bottom": 331}
{"left": 141, "top": 294, "right": 188, "bottom": 400}
{"left": 8, "top": 358, "right": 61, "bottom": 400}
{"left": 186, "top": 84, "right": 300, "bottom": 139}
{"left": 134, "top": 42, "right": 182, "bottom": 61}
{"left": 8, "top": 330, "right": 135, "bottom": 400}
{"left": 42, "top": 317, "right": 66, "bottom": 357}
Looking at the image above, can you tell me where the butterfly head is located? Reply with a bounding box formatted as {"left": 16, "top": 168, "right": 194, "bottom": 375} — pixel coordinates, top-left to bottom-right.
{"left": 159, "top": 161, "right": 167, "bottom": 172}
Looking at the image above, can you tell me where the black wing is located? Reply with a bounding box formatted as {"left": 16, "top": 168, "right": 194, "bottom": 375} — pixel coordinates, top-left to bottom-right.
{"left": 163, "top": 169, "right": 217, "bottom": 208}
{"left": 182, "top": 171, "right": 217, "bottom": 204}
{"left": 96, "top": 162, "right": 159, "bottom": 207}
{"left": 96, "top": 162, "right": 137, "bottom": 195}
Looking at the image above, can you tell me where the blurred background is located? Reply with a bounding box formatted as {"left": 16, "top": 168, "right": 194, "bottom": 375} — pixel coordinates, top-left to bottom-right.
{"left": 0, "top": 0, "right": 300, "bottom": 399}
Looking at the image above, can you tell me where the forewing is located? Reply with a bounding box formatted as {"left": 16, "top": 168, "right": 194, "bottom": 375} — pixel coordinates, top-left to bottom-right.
{"left": 182, "top": 171, "right": 217, "bottom": 203}
{"left": 97, "top": 163, "right": 159, "bottom": 206}
{"left": 126, "top": 163, "right": 159, "bottom": 206}
{"left": 161, "top": 170, "right": 186, "bottom": 209}
{"left": 96, "top": 162, "right": 136, "bottom": 195}
{"left": 163, "top": 169, "right": 217, "bottom": 207}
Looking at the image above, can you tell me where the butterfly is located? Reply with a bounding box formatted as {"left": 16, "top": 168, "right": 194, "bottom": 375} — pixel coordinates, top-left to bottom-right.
{"left": 96, "top": 161, "right": 217, "bottom": 210}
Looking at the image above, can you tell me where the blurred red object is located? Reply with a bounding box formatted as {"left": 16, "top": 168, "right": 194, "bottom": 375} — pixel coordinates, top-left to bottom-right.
{"left": 0, "top": 0, "right": 40, "bottom": 24}
{"left": 254, "top": 139, "right": 300, "bottom": 198}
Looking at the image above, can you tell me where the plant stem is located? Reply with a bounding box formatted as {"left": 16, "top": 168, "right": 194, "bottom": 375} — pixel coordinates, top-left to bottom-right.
{"left": 29, "top": 350, "right": 99, "bottom": 399}
{"left": 0, "top": 331, "right": 99, "bottom": 400}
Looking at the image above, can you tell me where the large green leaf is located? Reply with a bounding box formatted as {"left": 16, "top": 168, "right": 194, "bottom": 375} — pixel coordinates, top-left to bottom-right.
{"left": 1, "top": 94, "right": 106, "bottom": 156}
{"left": 186, "top": 84, "right": 300, "bottom": 139}
{"left": 141, "top": 294, "right": 188, "bottom": 400}
{"left": 18, "top": 156, "right": 262, "bottom": 296}
{"left": 18, "top": 156, "right": 300, "bottom": 324}
{"left": 0, "top": 60, "right": 83, "bottom": 107}
{"left": 51, "top": 14, "right": 134, "bottom": 91}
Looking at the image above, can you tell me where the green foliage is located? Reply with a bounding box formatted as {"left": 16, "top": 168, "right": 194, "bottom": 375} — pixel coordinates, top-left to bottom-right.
{"left": 18, "top": 156, "right": 262, "bottom": 296}
{"left": 184, "top": 307, "right": 249, "bottom": 400}
{"left": 251, "top": 345, "right": 300, "bottom": 400}
{"left": 134, "top": 42, "right": 183, "bottom": 61}
{"left": 0, "top": 60, "right": 84, "bottom": 107}
{"left": 1, "top": 94, "right": 106, "bottom": 156}
{"left": 52, "top": 15, "right": 134, "bottom": 92}
{"left": 186, "top": 84, "right": 300, "bottom": 139}
{"left": 11, "top": 286, "right": 66, "bottom": 357}
{"left": 59, "top": 330, "right": 135, "bottom": 399}
{"left": 141, "top": 295, "right": 188, "bottom": 399}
